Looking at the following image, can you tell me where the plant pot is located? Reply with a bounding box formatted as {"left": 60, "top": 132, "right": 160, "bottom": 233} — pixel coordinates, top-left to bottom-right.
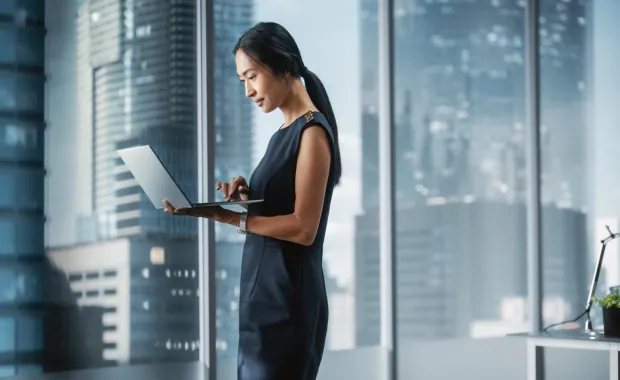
{"left": 602, "top": 307, "right": 620, "bottom": 337}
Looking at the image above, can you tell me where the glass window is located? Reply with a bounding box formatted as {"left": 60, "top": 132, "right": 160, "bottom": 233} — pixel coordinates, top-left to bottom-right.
{"left": 0, "top": 73, "right": 44, "bottom": 114}
{"left": 41, "top": 0, "right": 199, "bottom": 373}
{"left": 0, "top": 220, "right": 15, "bottom": 255}
{"left": 214, "top": 0, "right": 384, "bottom": 378}
{"left": 16, "top": 28, "right": 45, "bottom": 66}
{"left": 20, "top": 0, "right": 45, "bottom": 20}
{"left": 0, "top": 0, "right": 44, "bottom": 21}
{"left": 0, "top": 367, "right": 15, "bottom": 377}
{"left": 0, "top": 27, "right": 43, "bottom": 66}
{"left": 15, "top": 74, "right": 44, "bottom": 114}
{"left": 0, "top": 2, "right": 13, "bottom": 15}
{"left": 17, "top": 316, "right": 43, "bottom": 352}
{"left": 0, "top": 318, "right": 15, "bottom": 353}
{"left": 0, "top": 76, "right": 16, "bottom": 110}
{"left": 17, "top": 365, "right": 42, "bottom": 375}
{"left": 0, "top": 270, "right": 16, "bottom": 302}
{"left": 393, "top": 0, "right": 528, "bottom": 378}
{"left": 0, "top": 27, "right": 16, "bottom": 63}
{"left": 540, "top": 0, "right": 614, "bottom": 335}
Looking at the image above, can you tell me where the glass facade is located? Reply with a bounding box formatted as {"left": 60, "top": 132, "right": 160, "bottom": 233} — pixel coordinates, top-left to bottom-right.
{"left": 0, "top": 0, "right": 46, "bottom": 376}
{"left": 44, "top": 0, "right": 200, "bottom": 373}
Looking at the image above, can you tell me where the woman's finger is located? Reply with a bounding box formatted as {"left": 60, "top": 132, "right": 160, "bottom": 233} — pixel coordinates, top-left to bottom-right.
{"left": 230, "top": 178, "right": 249, "bottom": 198}
{"left": 221, "top": 182, "right": 229, "bottom": 199}
{"left": 162, "top": 200, "right": 175, "bottom": 213}
{"left": 228, "top": 180, "right": 239, "bottom": 200}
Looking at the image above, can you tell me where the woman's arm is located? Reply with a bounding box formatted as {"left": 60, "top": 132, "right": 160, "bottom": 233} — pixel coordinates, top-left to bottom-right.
{"left": 209, "top": 125, "right": 331, "bottom": 246}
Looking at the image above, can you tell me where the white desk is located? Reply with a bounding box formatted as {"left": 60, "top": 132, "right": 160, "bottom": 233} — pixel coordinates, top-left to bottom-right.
{"left": 510, "top": 330, "right": 620, "bottom": 380}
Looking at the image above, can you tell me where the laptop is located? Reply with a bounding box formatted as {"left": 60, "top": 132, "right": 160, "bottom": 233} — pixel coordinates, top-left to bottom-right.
{"left": 116, "top": 145, "right": 263, "bottom": 209}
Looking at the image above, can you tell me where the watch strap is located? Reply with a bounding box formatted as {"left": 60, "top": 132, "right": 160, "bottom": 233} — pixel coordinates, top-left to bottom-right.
{"left": 237, "top": 212, "right": 249, "bottom": 234}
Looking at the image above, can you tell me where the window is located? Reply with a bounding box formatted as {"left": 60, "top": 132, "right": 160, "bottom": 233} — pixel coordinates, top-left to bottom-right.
{"left": 0, "top": 318, "right": 15, "bottom": 353}
{"left": 0, "top": 367, "right": 14, "bottom": 377}
{"left": 0, "top": 76, "right": 16, "bottom": 110}
{"left": 12, "top": 27, "right": 44, "bottom": 66}
{"left": 393, "top": 1, "right": 528, "bottom": 378}
{"left": 540, "top": 0, "right": 610, "bottom": 334}
{"left": 0, "top": 121, "right": 43, "bottom": 163}
{"left": 15, "top": 74, "right": 44, "bottom": 114}
{"left": 0, "top": 27, "right": 15, "bottom": 62}
{"left": 42, "top": 0, "right": 200, "bottom": 372}
{"left": 135, "top": 25, "right": 152, "bottom": 37}
{"left": 4, "top": 124, "right": 37, "bottom": 148}
{"left": 213, "top": 0, "right": 384, "bottom": 377}
{"left": 17, "top": 316, "right": 43, "bottom": 352}
{"left": 0, "top": 221, "right": 15, "bottom": 255}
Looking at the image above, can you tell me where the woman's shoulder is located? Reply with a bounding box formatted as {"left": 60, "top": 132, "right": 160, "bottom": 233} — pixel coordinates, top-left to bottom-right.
{"left": 298, "top": 111, "right": 334, "bottom": 142}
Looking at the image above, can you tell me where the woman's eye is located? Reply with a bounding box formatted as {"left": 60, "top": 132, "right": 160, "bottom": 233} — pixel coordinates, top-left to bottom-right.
{"left": 249, "top": 76, "right": 257, "bottom": 81}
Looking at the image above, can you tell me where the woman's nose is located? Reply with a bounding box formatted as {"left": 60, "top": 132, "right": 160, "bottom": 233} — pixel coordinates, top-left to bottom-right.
{"left": 245, "top": 83, "right": 256, "bottom": 98}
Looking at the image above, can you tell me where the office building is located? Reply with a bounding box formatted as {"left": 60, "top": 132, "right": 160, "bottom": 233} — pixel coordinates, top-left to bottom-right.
{"left": 40, "top": 0, "right": 202, "bottom": 366}
{"left": 43, "top": 0, "right": 256, "bottom": 364}
{"left": 74, "top": 0, "right": 198, "bottom": 242}
{"left": 48, "top": 237, "right": 199, "bottom": 364}
{"left": 0, "top": 1, "right": 46, "bottom": 376}
{"left": 355, "top": 200, "right": 588, "bottom": 345}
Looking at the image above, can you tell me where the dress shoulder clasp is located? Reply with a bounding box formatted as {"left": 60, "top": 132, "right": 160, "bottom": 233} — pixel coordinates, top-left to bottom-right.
{"left": 303, "top": 110, "right": 314, "bottom": 123}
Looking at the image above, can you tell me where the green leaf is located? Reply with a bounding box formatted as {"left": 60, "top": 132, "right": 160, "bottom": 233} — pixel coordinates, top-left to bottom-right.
{"left": 595, "top": 291, "right": 620, "bottom": 309}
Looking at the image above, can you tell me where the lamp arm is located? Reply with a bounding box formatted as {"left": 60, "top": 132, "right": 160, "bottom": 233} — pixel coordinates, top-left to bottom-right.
{"left": 584, "top": 226, "right": 620, "bottom": 333}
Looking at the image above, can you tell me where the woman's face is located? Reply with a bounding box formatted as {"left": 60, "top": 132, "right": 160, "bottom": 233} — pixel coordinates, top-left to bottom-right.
{"left": 236, "top": 49, "right": 289, "bottom": 113}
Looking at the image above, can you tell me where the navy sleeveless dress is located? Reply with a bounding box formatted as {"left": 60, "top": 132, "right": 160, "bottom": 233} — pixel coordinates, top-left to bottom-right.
{"left": 237, "top": 111, "right": 336, "bottom": 380}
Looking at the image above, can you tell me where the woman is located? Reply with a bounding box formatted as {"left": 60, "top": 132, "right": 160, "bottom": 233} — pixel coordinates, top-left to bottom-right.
{"left": 163, "top": 22, "right": 342, "bottom": 379}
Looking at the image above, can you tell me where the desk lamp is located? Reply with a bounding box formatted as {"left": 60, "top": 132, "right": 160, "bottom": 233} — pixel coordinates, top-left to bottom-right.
{"left": 584, "top": 225, "right": 620, "bottom": 336}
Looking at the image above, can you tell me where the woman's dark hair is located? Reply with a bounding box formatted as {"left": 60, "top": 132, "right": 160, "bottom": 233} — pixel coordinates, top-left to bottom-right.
{"left": 233, "top": 22, "right": 342, "bottom": 185}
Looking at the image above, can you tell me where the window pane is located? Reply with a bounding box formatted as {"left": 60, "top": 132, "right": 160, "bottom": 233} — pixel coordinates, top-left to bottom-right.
{"left": 214, "top": 0, "right": 386, "bottom": 378}
{"left": 0, "top": 121, "right": 44, "bottom": 162}
{"left": 0, "top": 318, "right": 15, "bottom": 353}
{"left": 0, "top": 76, "right": 16, "bottom": 110}
{"left": 39, "top": 0, "right": 199, "bottom": 375}
{"left": 17, "top": 316, "right": 43, "bottom": 352}
{"left": 16, "top": 28, "right": 45, "bottom": 66}
{"left": 393, "top": 0, "right": 528, "bottom": 378}
{"left": 0, "top": 167, "right": 44, "bottom": 210}
{"left": 0, "top": 27, "right": 16, "bottom": 63}
{"left": 540, "top": 0, "right": 615, "bottom": 344}
{"left": 0, "top": 26, "right": 44, "bottom": 66}
{"left": 16, "top": 74, "right": 44, "bottom": 114}
{"left": 0, "top": 73, "right": 44, "bottom": 114}
{"left": 0, "top": 367, "right": 14, "bottom": 377}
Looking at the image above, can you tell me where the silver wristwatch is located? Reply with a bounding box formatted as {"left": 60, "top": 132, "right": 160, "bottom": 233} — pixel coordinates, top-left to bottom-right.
{"left": 237, "top": 212, "right": 249, "bottom": 235}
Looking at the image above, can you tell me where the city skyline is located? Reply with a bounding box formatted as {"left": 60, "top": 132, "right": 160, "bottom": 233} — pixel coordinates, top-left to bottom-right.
{"left": 19, "top": 0, "right": 620, "bottom": 378}
{"left": 46, "top": 0, "right": 201, "bottom": 366}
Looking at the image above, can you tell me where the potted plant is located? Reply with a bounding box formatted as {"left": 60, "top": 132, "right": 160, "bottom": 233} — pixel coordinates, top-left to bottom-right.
{"left": 593, "top": 290, "right": 620, "bottom": 337}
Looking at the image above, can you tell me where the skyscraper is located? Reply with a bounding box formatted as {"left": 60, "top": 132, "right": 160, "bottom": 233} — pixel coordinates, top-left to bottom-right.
{"left": 0, "top": 0, "right": 46, "bottom": 376}
{"left": 75, "top": 0, "right": 198, "bottom": 242}
{"left": 45, "top": 0, "right": 202, "bottom": 365}
{"left": 355, "top": 0, "right": 588, "bottom": 345}
{"left": 44, "top": 0, "right": 255, "bottom": 365}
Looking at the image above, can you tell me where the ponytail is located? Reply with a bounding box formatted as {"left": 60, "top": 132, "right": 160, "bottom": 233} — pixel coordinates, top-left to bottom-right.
{"left": 301, "top": 69, "right": 342, "bottom": 185}
{"left": 233, "top": 22, "right": 343, "bottom": 185}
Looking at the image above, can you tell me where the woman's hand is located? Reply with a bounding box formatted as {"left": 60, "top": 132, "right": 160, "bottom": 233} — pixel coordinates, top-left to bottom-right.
{"left": 216, "top": 176, "right": 250, "bottom": 201}
{"left": 162, "top": 200, "right": 221, "bottom": 218}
